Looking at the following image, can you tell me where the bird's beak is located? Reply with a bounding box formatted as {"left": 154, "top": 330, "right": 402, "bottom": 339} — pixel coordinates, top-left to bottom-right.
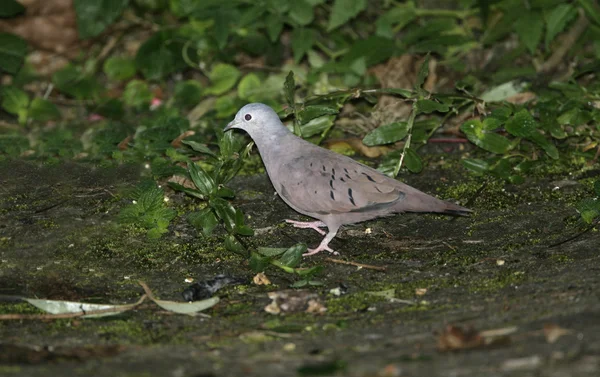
{"left": 224, "top": 120, "right": 239, "bottom": 131}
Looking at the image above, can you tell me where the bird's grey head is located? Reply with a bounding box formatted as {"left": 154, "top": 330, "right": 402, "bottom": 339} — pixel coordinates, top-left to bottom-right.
{"left": 224, "top": 103, "right": 285, "bottom": 139}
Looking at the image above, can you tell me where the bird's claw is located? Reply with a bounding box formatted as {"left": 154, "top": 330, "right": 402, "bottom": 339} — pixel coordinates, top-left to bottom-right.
{"left": 285, "top": 219, "right": 327, "bottom": 235}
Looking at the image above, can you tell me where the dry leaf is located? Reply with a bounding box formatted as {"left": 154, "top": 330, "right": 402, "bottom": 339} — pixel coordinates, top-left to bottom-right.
{"left": 543, "top": 323, "right": 571, "bottom": 344}
{"left": 252, "top": 272, "right": 271, "bottom": 286}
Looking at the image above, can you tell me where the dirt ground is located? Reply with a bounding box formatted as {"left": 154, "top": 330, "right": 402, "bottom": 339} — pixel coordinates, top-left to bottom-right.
{"left": 1, "top": 159, "right": 599, "bottom": 377}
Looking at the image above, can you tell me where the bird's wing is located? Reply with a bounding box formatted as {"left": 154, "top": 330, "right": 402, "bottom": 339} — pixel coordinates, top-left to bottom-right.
{"left": 276, "top": 153, "right": 406, "bottom": 216}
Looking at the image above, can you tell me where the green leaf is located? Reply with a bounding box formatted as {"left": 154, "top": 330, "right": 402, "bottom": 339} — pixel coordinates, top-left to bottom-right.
{"left": 375, "top": 3, "right": 416, "bottom": 38}
{"left": 188, "top": 208, "right": 219, "bottom": 236}
{"left": 123, "top": 80, "right": 153, "bottom": 108}
{"left": 174, "top": 80, "right": 203, "bottom": 108}
{"left": 210, "top": 197, "right": 237, "bottom": 231}
{"left": 289, "top": 0, "right": 314, "bottom": 26}
{"left": 182, "top": 140, "right": 217, "bottom": 157}
{"left": 73, "top": 0, "right": 129, "bottom": 39}
{"left": 291, "top": 28, "right": 315, "bottom": 63}
{"left": 298, "top": 105, "right": 339, "bottom": 124}
{"left": 363, "top": 122, "right": 409, "bottom": 146}
{"left": 278, "top": 244, "right": 307, "bottom": 268}
{"left": 295, "top": 265, "right": 324, "bottom": 277}
{"left": 256, "top": 247, "right": 288, "bottom": 257}
{"left": 224, "top": 234, "right": 245, "bottom": 254}
{"left": 414, "top": 53, "right": 431, "bottom": 93}
{"left": 514, "top": 10, "right": 543, "bottom": 53}
{"left": 103, "top": 56, "right": 136, "bottom": 81}
{"left": 460, "top": 119, "right": 512, "bottom": 154}
{"left": 135, "top": 31, "right": 186, "bottom": 80}
{"left": 284, "top": 71, "right": 296, "bottom": 108}
{"left": 0, "top": 0, "right": 25, "bottom": 17}
{"left": 167, "top": 181, "right": 204, "bottom": 199}
{"left": 188, "top": 162, "right": 216, "bottom": 196}
{"left": 29, "top": 98, "right": 61, "bottom": 122}
{"left": 505, "top": 109, "right": 536, "bottom": 138}
{"left": 238, "top": 73, "right": 262, "bottom": 100}
{"left": 578, "top": 0, "right": 600, "bottom": 26}
{"left": 52, "top": 65, "right": 100, "bottom": 99}
{"left": 462, "top": 158, "right": 490, "bottom": 174}
{"left": 266, "top": 13, "right": 284, "bottom": 42}
{"left": 328, "top": 0, "right": 367, "bottom": 31}
{"left": 213, "top": 9, "right": 232, "bottom": 50}
{"left": 207, "top": 63, "right": 241, "bottom": 95}
{"left": 0, "top": 32, "right": 27, "bottom": 74}
{"left": 249, "top": 252, "right": 271, "bottom": 272}
{"left": 300, "top": 115, "right": 335, "bottom": 138}
{"left": 576, "top": 198, "right": 600, "bottom": 224}
{"left": 404, "top": 148, "right": 423, "bottom": 173}
{"left": 1, "top": 86, "right": 29, "bottom": 116}
{"left": 416, "top": 99, "right": 449, "bottom": 114}
{"left": 544, "top": 4, "right": 577, "bottom": 47}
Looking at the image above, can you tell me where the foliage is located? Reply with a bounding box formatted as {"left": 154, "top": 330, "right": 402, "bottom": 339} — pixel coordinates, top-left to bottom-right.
{"left": 119, "top": 181, "right": 177, "bottom": 239}
{"left": 250, "top": 244, "right": 324, "bottom": 287}
{"left": 576, "top": 180, "right": 600, "bottom": 224}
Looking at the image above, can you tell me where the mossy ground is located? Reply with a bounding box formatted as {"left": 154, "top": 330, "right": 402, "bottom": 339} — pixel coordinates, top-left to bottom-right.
{"left": 0, "top": 156, "right": 599, "bottom": 377}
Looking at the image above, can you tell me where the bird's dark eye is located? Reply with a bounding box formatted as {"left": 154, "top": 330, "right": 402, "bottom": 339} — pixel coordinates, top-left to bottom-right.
{"left": 244, "top": 114, "right": 252, "bottom": 121}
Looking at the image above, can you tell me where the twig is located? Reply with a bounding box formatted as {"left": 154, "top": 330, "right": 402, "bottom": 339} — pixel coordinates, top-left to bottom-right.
{"left": 325, "top": 257, "right": 386, "bottom": 271}
{"left": 549, "top": 220, "right": 598, "bottom": 248}
{"left": 394, "top": 105, "right": 417, "bottom": 176}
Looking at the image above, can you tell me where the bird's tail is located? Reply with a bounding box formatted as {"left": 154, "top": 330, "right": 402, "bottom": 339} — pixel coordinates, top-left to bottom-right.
{"left": 395, "top": 189, "right": 472, "bottom": 216}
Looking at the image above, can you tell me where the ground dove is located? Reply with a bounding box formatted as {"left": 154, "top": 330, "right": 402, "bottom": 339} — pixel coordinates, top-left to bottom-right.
{"left": 225, "top": 103, "right": 471, "bottom": 256}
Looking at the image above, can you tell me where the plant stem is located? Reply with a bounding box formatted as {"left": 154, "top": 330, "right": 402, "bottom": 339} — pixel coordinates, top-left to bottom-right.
{"left": 394, "top": 104, "right": 418, "bottom": 177}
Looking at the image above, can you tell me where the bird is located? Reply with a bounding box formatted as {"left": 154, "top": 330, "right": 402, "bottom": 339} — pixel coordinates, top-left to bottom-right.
{"left": 225, "top": 103, "right": 471, "bottom": 256}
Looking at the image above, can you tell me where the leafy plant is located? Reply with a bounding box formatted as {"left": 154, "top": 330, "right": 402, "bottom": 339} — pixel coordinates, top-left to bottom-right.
{"left": 250, "top": 244, "right": 324, "bottom": 287}
{"left": 169, "top": 130, "right": 254, "bottom": 251}
{"left": 576, "top": 180, "right": 600, "bottom": 224}
{"left": 0, "top": 86, "right": 61, "bottom": 125}
{"left": 119, "top": 181, "right": 177, "bottom": 239}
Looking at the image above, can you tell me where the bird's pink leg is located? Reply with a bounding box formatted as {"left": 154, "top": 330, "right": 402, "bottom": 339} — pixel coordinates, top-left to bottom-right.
{"left": 285, "top": 219, "right": 327, "bottom": 235}
{"left": 303, "top": 230, "right": 339, "bottom": 256}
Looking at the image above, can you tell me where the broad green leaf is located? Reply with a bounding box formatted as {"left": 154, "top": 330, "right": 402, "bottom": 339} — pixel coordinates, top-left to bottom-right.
{"left": 188, "top": 162, "right": 215, "bottom": 196}
{"left": 298, "top": 105, "right": 339, "bottom": 124}
{"left": 404, "top": 148, "right": 423, "bottom": 173}
{"left": 415, "top": 53, "right": 431, "bottom": 93}
{"left": 256, "top": 247, "right": 288, "bottom": 257}
{"left": 481, "top": 81, "right": 525, "bottom": 102}
{"left": 210, "top": 197, "right": 237, "bottom": 231}
{"left": 576, "top": 198, "right": 600, "bottom": 224}
{"left": 167, "top": 182, "right": 205, "bottom": 199}
{"left": 0, "top": 32, "right": 27, "bottom": 74}
{"left": 73, "top": 0, "right": 129, "bottom": 39}
{"left": 224, "top": 234, "right": 245, "bottom": 253}
{"left": 416, "top": 99, "right": 449, "bottom": 114}
{"left": 103, "top": 56, "right": 136, "bottom": 81}
{"left": 188, "top": 208, "right": 219, "bottom": 236}
{"left": 328, "top": 0, "right": 367, "bottom": 31}
{"left": 250, "top": 252, "right": 271, "bottom": 272}
{"left": 213, "top": 9, "right": 232, "bottom": 50}
{"left": 462, "top": 158, "right": 490, "bottom": 174}
{"left": 266, "top": 13, "right": 284, "bottom": 42}
{"left": 284, "top": 71, "right": 296, "bottom": 107}
{"left": 52, "top": 65, "right": 100, "bottom": 99}
{"left": 279, "top": 244, "right": 307, "bottom": 268}
{"left": 207, "top": 63, "right": 241, "bottom": 95}
{"left": 123, "top": 80, "right": 153, "bottom": 108}
{"left": 182, "top": 140, "right": 216, "bottom": 156}
{"left": 1, "top": 86, "right": 29, "bottom": 116}
{"left": 514, "top": 10, "right": 543, "bottom": 53}
{"left": 291, "top": 28, "right": 315, "bottom": 63}
{"left": 544, "top": 4, "right": 577, "bottom": 47}
{"left": 174, "top": 80, "right": 203, "bottom": 108}
{"left": 363, "top": 122, "right": 409, "bottom": 146}
{"left": 29, "top": 98, "right": 61, "bottom": 122}
{"left": 301, "top": 115, "right": 335, "bottom": 138}
{"left": 375, "top": 3, "right": 416, "bottom": 38}
{"left": 238, "top": 73, "right": 262, "bottom": 100}
{"left": 578, "top": 0, "right": 600, "bottom": 26}
{"left": 505, "top": 109, "right": 536, "bottom": 137}
{"left": 460, "top": 119, "right": 512, "bottom": 154}
{"left": 25, "top": 298, "right": 132, "bottom": 318}
{"left": 135, "top": 31, "right": 186, "bottom": 80}
{"left": 289, "top": 0, "right": 314, "bottom": 26}
{"left": 0, "top": 0, "right": 25, "bottom": 17}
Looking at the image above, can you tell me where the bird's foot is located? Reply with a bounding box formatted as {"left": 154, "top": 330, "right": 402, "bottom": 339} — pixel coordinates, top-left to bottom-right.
{"left": 285, "top": 219, "right": 327, "bottom": 235}
{"left": 303, "top": 244, "right": 338, "bottom": 257}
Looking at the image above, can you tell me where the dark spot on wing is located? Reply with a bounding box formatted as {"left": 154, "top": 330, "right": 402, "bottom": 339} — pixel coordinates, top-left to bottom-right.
{"left": 362, "top": 172, "right": 376, "bottom": 182}
{"left": 348, "top": 188, "right": 356, "bottom": 206}
{"left": 314, "top": 190, "right": 317, "bottom": 194}
{"left": 340, "top": 177, "right": 345, "bottom": 182}
{"left": 344, "top": 168, "right": 349, "bottom": 174}
{"left": 329, "top": 180, "right": 334, "bottom": 189}
{"left": 331, "top": 174, "right": 335, "bottom": 181}
{"left": 332, "top": 168, "right": 335, "bottom": 176}
{"left": 330, "top": 190, "right": 335, "bottom": 200}
{"left": 322, "top": 165, "right": 326, "bottom": 171}
{"left": 375, "top": 186, "right": 382, "bottom": 193}
{"left": 345, "top": 174, "right": 351, "bottom": 179}
{"left": 310, "top": 163, "right": 313, "bottom": 167}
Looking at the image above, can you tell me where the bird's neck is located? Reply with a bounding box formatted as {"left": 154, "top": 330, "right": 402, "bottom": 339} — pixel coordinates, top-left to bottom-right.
{"left": 252, "top": 127, "right": 294, "bottom": 162}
